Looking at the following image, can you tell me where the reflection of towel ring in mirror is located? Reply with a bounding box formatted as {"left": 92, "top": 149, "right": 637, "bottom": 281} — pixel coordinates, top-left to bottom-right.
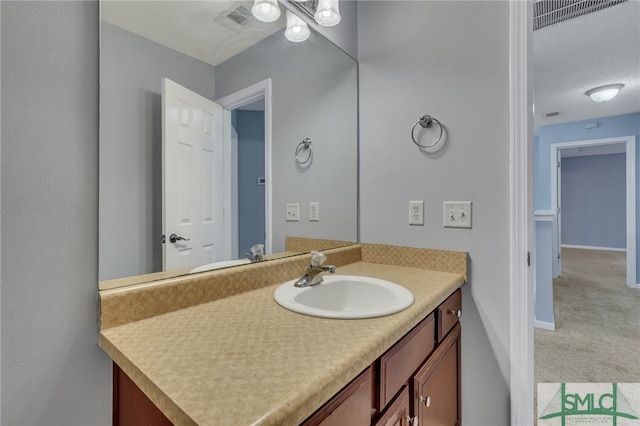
{"left": 295, "top": 138, "right": 312, "bottom": 165}
{"left": 411, "top": 115, "right": 443, "bottom": 148}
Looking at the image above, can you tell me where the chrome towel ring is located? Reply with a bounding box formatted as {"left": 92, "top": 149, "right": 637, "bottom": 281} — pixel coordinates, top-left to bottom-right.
{"left": 411, "top": 114, "right": 443, "bottom": 148}
{"left": 295, "top": 138, "right": 312, "bottom": 165}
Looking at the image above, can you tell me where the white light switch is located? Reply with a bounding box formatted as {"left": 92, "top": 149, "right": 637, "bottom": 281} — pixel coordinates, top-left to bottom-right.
{"left": 443, "top": 201, "right": 472, "bottom": 228}
{"left": 309, "top": 202, "right": 319, "bottom": 222}
{"left": 286, "top": 203, "right": 300, "bottom": 222}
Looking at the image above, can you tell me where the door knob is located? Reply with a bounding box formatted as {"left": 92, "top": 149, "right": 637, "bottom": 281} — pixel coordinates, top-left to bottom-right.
{"left": 169, "top": 233, "right": 190, "bottom": 244}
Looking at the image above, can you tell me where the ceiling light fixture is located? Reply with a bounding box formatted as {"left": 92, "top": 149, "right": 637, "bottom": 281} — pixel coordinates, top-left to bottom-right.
{"left": 585, "top": 84, "right": 624, "bottom": 103}
{"left": 314, "top": 0, "right": 341, "bottom": 27}
{"left": 285, "top": 10, "right": 310, "bottom": 42}
{"left": 252, "top": 0, "right": 281, "bottom": 23}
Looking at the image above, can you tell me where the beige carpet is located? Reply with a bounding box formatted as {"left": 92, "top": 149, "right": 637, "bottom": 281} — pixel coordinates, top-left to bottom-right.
{"left": 535, "top": 248, "right": 640, "bottom": 384}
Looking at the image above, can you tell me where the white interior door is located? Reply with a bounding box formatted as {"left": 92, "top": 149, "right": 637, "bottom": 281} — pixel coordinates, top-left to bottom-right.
{"left": 162, "top": 78, "right": 224, "bottom": 271}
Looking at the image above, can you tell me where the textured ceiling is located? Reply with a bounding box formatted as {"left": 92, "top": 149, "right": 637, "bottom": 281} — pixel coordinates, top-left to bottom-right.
{"left": 100, "top": 0, "right": 286, "bottom": 67}
{"left": 533, "top": 0, "right": 640, "bottom": 128}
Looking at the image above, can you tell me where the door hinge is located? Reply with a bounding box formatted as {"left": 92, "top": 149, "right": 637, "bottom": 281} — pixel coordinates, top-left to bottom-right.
{"left": 527, "top": 251, "right": 531, "bottom": 267}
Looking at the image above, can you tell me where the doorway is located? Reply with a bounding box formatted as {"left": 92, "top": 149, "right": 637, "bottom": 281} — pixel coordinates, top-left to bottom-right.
{"left": 550, "top": 136, "right": 636, "bottom": 287}
{"left": 233, "top": 105, "right": 266, "bottom": 260}
{"left": 216, "top": 79, "right": 273, "bottom": 261}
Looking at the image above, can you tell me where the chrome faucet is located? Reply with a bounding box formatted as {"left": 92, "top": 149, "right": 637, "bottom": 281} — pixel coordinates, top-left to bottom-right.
{"left": 246, "top": 244, "right": 265, "bottom": 262}
{"left": 294, "top": 251, "right": 336, "bottom": 287}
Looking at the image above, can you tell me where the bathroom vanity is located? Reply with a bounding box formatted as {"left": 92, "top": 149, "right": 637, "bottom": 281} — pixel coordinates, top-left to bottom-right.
{"left": 301, "top": 289, "right": 461, "bottom": 426}
{"left": 99, "top": 243, "right": 467, "bottom": 426}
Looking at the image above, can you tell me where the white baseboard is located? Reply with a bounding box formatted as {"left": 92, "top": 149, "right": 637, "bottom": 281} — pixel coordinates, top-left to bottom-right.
{"left": 561, "top": 244, "right": 626, "bottom": 252}
{"left": 534, "top": 320, "right": 556, "bottom": 331}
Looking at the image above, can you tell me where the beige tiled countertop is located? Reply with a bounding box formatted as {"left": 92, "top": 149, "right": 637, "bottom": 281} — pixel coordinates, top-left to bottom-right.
{"left": 100, "top": 255, "right": 465, "bottom": 426}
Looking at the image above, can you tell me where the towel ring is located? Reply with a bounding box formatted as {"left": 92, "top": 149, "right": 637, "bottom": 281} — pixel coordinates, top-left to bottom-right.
{"left": 411, "top": 115, "right": 443, "bottom": 148}
{"left": 295, "top": 138, "right": 312, "bottom": 165}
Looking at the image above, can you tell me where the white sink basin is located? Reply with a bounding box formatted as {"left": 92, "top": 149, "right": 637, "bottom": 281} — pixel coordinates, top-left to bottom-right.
{"left": 189, "top": 258, "right": 251, "bottom": 274}
{"left": 273, "top": 275, "right": 414, "bottom": 319}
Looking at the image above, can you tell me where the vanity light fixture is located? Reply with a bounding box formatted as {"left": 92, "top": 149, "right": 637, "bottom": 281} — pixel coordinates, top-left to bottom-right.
{"left": 252, "top": 0, "right": 281, "bottom": 23}
{"left": 285, "top": 10, "right": 310, "bottom": 42}
{"left": 314, "top": 0, "right": 341, "bottom": 26}
{"left": 585, "top": 84, "right": 624, "bottom": 103}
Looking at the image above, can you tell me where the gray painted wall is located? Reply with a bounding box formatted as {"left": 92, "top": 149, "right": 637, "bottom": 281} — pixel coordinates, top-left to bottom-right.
{"left": 1, "top": 1, "right": 111, "bottom": 424}
{"left": 358, "top": 2, "right": 511, "bottom": 424}
{"left": 2, "top": 1, "right": 517, "bottom": 425}
{"left": 561, "top": 153, "right": 626, "bottom": 249}
{"left": 215, "top": 30, "right": 359, "bottom": 253}
{"left": 99, "top": 23, "right": 217, "bottom": 280}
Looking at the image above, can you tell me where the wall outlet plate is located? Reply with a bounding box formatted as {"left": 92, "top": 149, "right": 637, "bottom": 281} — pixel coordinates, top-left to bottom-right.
{"left": 443, "top": 201, "right": 472, "bottom": 228}
{"left": 286, "top": 203, "right": 300, "bottom": 222}
{"left": 409, "top": 201, "right": 424, "bottom": 226}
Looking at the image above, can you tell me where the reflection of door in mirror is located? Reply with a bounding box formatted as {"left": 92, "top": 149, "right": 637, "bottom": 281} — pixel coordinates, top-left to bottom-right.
{"left": 232, "top": 102, "right": 266, "bottom": 261}
{"left": 161, "top": 78, "right": 225, "bottom": 271}
{"left": 217, "top": 78, "right": 273, "bottom": 265}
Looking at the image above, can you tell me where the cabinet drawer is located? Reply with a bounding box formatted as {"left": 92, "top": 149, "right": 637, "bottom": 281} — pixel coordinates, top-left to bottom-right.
{"left": 379, "top": 313, "right": 435, "bottom": 408}
{"left": 437, "top": 289, "right": 461, "bottom": 342}
{"left": 302, "top": 365, "right": 373, "bottom": 426}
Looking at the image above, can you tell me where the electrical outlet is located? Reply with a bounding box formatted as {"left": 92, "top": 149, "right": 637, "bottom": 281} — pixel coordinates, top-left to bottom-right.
{"left": 409, "top": 201, "right": 424, "bottom": 226}
{"left": 309, "top": 202, "right": 320, "bottom": 222}
{"left": 443, "top": 201, "right": 472, "bottom": 228}
{"left": 285, "top": 203, "right": 300, "bottom": 222}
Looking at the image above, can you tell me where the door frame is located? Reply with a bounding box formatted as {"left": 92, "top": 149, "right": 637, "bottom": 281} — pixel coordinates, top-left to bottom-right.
{"left": 509, "top": 1, "right": 535, "bottom": 424}
{"left": 550, "top": 136, "right": 636, "bottom": 288}
{"left": 216, "top": 79, "right": 273, "bottom": 259}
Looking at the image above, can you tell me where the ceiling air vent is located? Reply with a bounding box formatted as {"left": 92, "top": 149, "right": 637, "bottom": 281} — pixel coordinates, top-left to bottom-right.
{"left": 545, "top": 111, "right": 562, "bottom": 118}
{"left": 226, "top": 6, "right": 252, "bottom": 27}
{"left": 534, "top": 0, "right": 627, "bottom": 31}
{"left": 214, "top": 4, "right": 254, "bottom": 32}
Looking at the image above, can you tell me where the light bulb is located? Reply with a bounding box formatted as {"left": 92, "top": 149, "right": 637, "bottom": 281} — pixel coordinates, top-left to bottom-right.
{"left": 585, "top": 84, "right": 624, "bottom": 103}
{"left": 251, "top": 0, "right": 281, "bottom": 23}
{"left": 285, "top": 10, "right": 310, "bottom": 42}
{"left": 314, "top": 0, "right": 340, "bottom": 26}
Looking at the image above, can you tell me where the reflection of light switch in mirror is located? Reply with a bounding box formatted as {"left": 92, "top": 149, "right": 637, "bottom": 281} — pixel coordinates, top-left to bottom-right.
{"left": 286, "top": 203, "right": 300, "bottom": 222}
{"left": 309, "top": 202, "right": 319, "bottom": 222}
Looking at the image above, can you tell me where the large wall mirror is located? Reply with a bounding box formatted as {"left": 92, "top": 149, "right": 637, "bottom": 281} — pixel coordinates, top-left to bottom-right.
{"left": 99, "top": 0, "right": 358, "bottom": 290}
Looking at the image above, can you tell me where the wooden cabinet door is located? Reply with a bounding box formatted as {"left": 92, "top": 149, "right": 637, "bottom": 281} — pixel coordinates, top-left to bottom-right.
{"left": 302, "top": 365, "right": 374, "bottom": 426}
{"left": 413, "top": 323, "right": 461, "bottom": 426}
{"left": 113, "top": 363, "right": 173, "bottom": 426}
{"left": 374, "top": 386, "right": 411, "bottom": 426}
